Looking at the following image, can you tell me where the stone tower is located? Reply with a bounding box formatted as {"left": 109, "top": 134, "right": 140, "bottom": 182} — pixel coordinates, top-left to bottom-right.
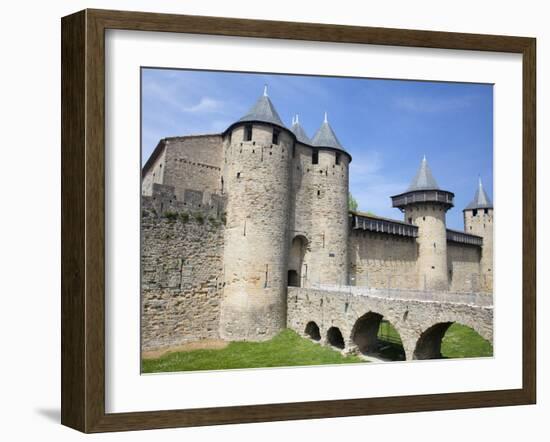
{"left": 307, "top": 112, "right": 350, "bottom": 286}
{"left": 464, "top": 178, "right": 494, "bottom": 292}
{"left": 219, "top": 87, "right": 293, "bottom": 340}
{"left": 391, "top": 157, "right": 454, "bottom": 290}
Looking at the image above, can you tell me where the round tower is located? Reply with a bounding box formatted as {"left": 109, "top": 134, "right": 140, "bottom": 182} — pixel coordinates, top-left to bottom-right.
{"left": 219, "top": 87, "right": 293, "bottom": 341}
{"left": 307, "top": 112, "right": 351, "bottom": 286}
{"left": 463, "top": 177, "right": 493, "bottom": 292}
{"left": 391, "top": 156, "right": 454, "bottom": 291}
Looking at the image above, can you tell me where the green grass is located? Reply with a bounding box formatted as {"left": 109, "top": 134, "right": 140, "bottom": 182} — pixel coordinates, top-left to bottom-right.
{"left": 143, "top": 323, "right": 493, "bottom": 373}
{"left": 441, "top": 323, "right": 493, "bottom": 358}
{"left": 142, "top": 329, "right": 365, "bottom": 373}
{"left": 377, "top": 320, "right": 406, "bottom": 361}
{"left": 376, "top": 321, "right": 493, "bottom": 360}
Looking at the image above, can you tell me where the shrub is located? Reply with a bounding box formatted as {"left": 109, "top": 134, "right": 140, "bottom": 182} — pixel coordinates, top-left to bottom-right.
{"left": 163, "top": 211, "right": 178, "bottom": 221}
{"left": 209, "top": 215, "right": 223, "bottom": 227}
{"left": 194, "top": 212, "right": 205, "bottom": 224}
{"left": 179, "top": 212, "right": 190, "bottom": 223}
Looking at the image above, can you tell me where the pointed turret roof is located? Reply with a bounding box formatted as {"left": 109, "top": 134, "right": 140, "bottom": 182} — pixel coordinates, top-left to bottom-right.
{"left": 465, "top": 177, "right": 493, "bottom": 210}
{"left": 291, "top": 114, "right": 312, "bottom": 144}
{"left": 236, "top": 85, "right": 286, "bottom": 128}
{"left": 407, "top": 156, "right": 440, "bottom": 191}
{"left": 311, "top": 112, "right": 345, "bottom": 151}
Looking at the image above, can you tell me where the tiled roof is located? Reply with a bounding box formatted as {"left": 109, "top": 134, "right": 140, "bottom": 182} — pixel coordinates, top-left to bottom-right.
{"left": 311, "top": 112, "right": 346, "bottom": 152}
{"left": 291, "top": 114, "right": 312, "bottom": 144}
{"left": 236, "top": 86, "right": 286, "bottom": 128}
{"left": 465, "top": 178, "right": 493, "bottom": 210}
{"left": 407, "top": 156, "right": 440, "bottom": 191}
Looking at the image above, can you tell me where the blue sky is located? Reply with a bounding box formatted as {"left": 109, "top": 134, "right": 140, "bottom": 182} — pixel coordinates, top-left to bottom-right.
{"left": 142, "top": 68, "right": 493, "bottom": 230}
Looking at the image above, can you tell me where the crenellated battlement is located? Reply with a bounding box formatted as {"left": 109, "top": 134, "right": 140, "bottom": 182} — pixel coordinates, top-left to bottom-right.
{"left": 142, "top": 183, "right": 226, "bottom": 219}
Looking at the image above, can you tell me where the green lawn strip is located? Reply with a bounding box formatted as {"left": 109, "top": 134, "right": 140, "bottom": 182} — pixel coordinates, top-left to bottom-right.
{"left": 441, "top": 323, "right": 493, "bottom": 358}
{"left": 377, "top": 320, "right": 406, "bottom": 360}
{"left": 376, "top": 320, "right": 492, "bottom": 360}
{"left": 143, "top": 323, "right": 493, "bottom": 373}
{"left": 378, "top": 320, "right": 403, "bottom": 344}
{"left": 142, "top": 329, "right": 365, "bottom": 373}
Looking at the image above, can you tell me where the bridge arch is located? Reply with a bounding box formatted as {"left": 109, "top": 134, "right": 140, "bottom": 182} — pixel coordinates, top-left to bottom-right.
{"left": 413, "top": 322, "right": 453, "bottom": 359}
{"left": 413, "top": 321, "right": 493, "bottom": 360}
{"left": 304, "top": 321, "right": 321, "bottom": 341}
{"left": 327, "top": 326, "right": 345, "bottom": 349}
{"left": 351, "top": 311, "right": 406, "bottom": 361}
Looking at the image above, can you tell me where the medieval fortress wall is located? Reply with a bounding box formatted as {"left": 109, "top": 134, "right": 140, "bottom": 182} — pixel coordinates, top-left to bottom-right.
{"left": 142, "top": 135, "right": 223, "bottom": 202}
{"left": 140, "top": 89, "right": 494, "bottom": 351}
{"left": 349, "top": 230, "right": 418, "bottom": 289}
{"left": 141, "top": 191, "right": 225, "bottom": 351}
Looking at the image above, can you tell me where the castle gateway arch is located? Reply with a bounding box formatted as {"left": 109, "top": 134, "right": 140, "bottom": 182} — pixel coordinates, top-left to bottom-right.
{"left": 288, "top": 235, "right": 309, "bottom": 287}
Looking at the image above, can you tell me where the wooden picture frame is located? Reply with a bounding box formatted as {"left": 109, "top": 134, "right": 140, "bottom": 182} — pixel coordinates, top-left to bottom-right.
{"left": 61, "top": 8, "right": 536, "bottom": 433}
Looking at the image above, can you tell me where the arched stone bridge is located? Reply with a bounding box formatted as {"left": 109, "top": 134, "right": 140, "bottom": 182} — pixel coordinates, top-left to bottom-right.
{"left": 287, "top": 286, "right": 493, "bottom": 360}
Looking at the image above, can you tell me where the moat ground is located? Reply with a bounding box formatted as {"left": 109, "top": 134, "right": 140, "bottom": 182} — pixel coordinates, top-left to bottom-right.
{"left": 141, "top": 324, "right": 493, "bottom": 373}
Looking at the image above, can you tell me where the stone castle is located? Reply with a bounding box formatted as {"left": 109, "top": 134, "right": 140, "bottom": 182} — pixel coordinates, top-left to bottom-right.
{"left": 141, "top": 87, "right": 493, "bottom": 352}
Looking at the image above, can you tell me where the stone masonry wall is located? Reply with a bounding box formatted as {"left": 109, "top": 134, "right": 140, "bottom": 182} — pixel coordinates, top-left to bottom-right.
{"left": 447, "top": 242, "right": 482, "bottom": 292}
{"left": 348, "top": 229, "right": 418, "bottom": 289}
{"left": 464, "top": 208, "right": 494, "bottom": 292}
{"left": 405, "top": 203, "right": 449, "bottom": 290}
{"left": 162, "top": 135, "right": 223, "bottom": 201}
{"left": 143, "top": 183, "right": 226, "bottom": 219}
{"left": 141, "top": 196, "right": 225, "bottom": 351}
{"left": 141, "top": 144, "right": 166, "bottom": 196}
{"left": 289, "top": 144, "right": 350, "bottom": 286}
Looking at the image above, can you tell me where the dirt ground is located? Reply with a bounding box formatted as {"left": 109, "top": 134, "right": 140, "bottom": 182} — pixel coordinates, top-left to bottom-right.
{"left": 142, "top": 339, "right": 229, "bottom": 359}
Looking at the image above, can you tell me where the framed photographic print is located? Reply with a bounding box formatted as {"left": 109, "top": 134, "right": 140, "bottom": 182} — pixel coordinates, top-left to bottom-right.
{"left": 61, "top": 9, "right": 536, "bottom": 433}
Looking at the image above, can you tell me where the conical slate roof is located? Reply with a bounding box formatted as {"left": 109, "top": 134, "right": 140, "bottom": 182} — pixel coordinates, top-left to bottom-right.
{"left": 407, "top": 156, "right": 440, "bottom": 191}
{"left": 291, "top": 114, "right": 312, "bottom": 144}
{"left": 465, "top": 178, "right": 493, "bottom": 210}
{"left": 237, "top": 86, "right": 286, "bottom": 128}
{"left": 312, "top": 113, "right": 345, "bottom": 151}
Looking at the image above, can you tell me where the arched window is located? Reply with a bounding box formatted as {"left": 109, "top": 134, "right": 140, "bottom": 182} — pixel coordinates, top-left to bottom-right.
{"left": 272, "top": 128, "right": 280, "bottom": 145}
{"left": 288, "top": 235, "right": 308, "bottom": 288}
{"left": 312, "top": 149, "right": 319, "bottom": 165}
{"left": 244, "top": 124, "right": 253, "bottom": 141}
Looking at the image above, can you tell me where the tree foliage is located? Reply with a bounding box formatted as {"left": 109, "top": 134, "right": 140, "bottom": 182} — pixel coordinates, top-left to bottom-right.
{"left": 348, "top": 192, "right": 358, "bottom": 211}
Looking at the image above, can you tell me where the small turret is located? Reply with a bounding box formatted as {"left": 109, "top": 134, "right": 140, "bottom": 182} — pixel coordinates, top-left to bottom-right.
{"left": 391, "top": 156, "right": 453, "bottom": 290}
{"left": 235, "top": 84, "right": 286, "bottom": 128}
{"left": 304, "top": 113, "right": 350, "bottom": 286}
{"left": 464, "top": 177, "right": 493, "bottom": 291}
{"left": 291, "top": 114, "right": 312, "bottom": 145}
{"left": 465, "top": 177, "right": 493, "bottom": 211}
{"left": 220, "top": 86, "right": 294, "bottom": 341}
{"left": 311, "top": 112, "right": 346, "bottom": 152}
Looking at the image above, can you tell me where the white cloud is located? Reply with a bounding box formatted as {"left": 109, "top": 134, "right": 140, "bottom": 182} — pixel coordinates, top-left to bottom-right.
{"left": 393, "top": 94, "right": 476, "bottom": 113}
{"left": 349, "top": 150, "right": 383, "bottom": 176}
{"left": 182, "top": 97, "right": 223, "bottom": 113}
{"left": 349, "top": 149, "right": 408, "bottom": 219}
{"left": 142, "top": 77, "right": 240, "bottom": 117}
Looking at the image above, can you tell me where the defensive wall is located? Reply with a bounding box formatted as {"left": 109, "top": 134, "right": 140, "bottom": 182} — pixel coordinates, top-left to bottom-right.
{"left": 141, "top": 184, "right": 225, "bottom": 351}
